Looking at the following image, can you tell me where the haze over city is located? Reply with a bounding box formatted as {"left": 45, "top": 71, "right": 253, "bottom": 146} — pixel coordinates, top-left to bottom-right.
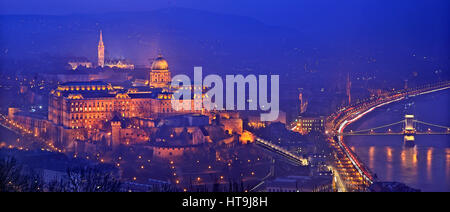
{"left": 0, "top": 0, "right": 448, "bottom": 196}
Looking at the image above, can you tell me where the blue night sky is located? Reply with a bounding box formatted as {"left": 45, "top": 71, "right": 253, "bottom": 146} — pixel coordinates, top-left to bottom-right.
{"left": 1, "top": 0, "right": 448, "bottom": 30}
{"left": 0, "top": 0, "right": 448, "bottom": 82}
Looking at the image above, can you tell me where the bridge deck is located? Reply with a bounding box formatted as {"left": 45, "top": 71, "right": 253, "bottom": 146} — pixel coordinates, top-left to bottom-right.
{"left": 255, "top": 138, "right": 308, "bottom": 166}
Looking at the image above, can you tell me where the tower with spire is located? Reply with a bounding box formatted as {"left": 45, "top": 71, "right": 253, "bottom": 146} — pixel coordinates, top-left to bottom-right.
{"left": 98, "top": 30, "right": 105, "bottom": 68}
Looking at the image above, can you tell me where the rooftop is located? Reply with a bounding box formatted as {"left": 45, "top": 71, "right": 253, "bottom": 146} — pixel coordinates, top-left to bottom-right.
{"left": 59, "top": 81, "right": 110, "bottom": 87}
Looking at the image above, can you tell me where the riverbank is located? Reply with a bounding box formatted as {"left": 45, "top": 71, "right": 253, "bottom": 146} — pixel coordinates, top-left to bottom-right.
{"left": 345, "top": 89, "right": 450, "bottom": 191}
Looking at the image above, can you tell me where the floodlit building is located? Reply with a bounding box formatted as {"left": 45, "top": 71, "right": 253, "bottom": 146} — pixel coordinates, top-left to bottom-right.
{"left": 294, "top": 116, "right": 325, "bottom": 135}
{"left": 97, "top": 30, "right": 134, "bottom": 69}
{"left": 105, "top": 59, "right": 135, "bottom": 69}
{"left": 149, "top": 54, "right": 171, "bottom": 88}
{"left": 98, "top": 30, "right": 105, "bottom": 67}
{"left": 68, "top": 58, "right": 93, "bottom": 70}
{"left": 48, "top": 81, "right": 199, "bottom": 130}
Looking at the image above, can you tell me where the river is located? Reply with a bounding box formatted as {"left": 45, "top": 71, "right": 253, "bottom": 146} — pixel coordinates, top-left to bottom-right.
{"left": 345, "top": 89, "right": 450, "bottom": 192}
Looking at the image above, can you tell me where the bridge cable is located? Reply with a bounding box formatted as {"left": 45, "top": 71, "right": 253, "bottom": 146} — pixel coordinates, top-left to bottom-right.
{"left": 414, "top": 120, "right": 450, "bottom": 130}
{"left": 345, "top": 120, "right": 404, "bottom": 134}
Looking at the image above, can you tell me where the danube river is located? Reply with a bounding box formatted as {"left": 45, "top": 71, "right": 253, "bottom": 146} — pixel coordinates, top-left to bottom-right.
{"left": 345, "top": 89, "right": 450, "bottom": 191}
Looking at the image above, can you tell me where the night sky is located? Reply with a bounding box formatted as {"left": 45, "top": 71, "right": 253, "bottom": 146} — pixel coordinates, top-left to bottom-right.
{"left": 1, "top": 0, "right": 448, "bottom": 30}
{"left": 0, "top": 0, "right": 448, "bottom": 82}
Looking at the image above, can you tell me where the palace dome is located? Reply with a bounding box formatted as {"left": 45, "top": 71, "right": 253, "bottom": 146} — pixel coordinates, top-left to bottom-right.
{"left": 151, "top": 54, "right": 169, "bottom": 70}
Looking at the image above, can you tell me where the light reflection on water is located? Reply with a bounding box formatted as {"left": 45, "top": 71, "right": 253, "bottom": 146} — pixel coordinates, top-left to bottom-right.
{"left": 447, "top": 149, "right": 450, "bottom": 186}
{"left": 349, "top": 144, "right": 449, "bottom": 191}
{"left": 427, "top": 148, "right": 433, "bottom": 182}
{"left": 346, "top": 90, "right": 450, "bottom": 192}
{"left": 369, "top": 146, "right": 375, "bottom": 170}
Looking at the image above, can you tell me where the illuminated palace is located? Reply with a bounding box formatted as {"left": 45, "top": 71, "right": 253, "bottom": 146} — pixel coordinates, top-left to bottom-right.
{"left": 50, "top": 55, "right": 196, "bottom": 129}
{"left": 8, "top": 31, "right": 248, "bottom": 159}
{"left": 149, "top": 54, "right": 171, "bottom": 88}
{"left": 44, "top": 55, "right": 245, "bottom": 157}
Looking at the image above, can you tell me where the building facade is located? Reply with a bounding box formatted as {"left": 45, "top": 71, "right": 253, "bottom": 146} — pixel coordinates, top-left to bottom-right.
{"left": 149, "top": 54, "right": 171, "bottom": 88}
{"left": 105, "top": 59, "right": 134, "bottom": 69}
{"left": 295, "top": 116, "right": 325, "bottom": 135}
{"left": 48, "top": 81, "right": 199, "bottom": 130}
{"left": 68, "top": 61, "right": 93, "bottom": 70}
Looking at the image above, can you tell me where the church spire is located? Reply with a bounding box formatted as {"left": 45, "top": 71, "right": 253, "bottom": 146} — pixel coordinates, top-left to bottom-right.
{"left": 99, "top": 30, "right": 103, "bottom": 44}
{"left": 98, "top": 30, "right": 105, "bottom": 68}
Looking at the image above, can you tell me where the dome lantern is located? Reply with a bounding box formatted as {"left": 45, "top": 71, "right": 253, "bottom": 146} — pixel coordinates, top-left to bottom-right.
{"left": 151, "top": 54, "right": 169, "bottom": 71}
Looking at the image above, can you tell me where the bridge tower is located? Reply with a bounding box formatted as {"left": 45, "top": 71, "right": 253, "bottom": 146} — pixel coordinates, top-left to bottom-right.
{"left": 403, "top": 115, "right": 416, "bottom": 146}
{"left": 404, "top": 115, "right": 415, "bottom": 134}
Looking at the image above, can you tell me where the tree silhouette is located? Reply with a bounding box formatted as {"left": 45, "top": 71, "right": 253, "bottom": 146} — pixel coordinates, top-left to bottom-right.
{"left": 68, "top": 166, "right": 121, "bottom": 192}
{"left": 48, "top": 166, "right": 121, "bottom": 192}
{"left": 0, "top": 157, "right": 43, "bottom": 192}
